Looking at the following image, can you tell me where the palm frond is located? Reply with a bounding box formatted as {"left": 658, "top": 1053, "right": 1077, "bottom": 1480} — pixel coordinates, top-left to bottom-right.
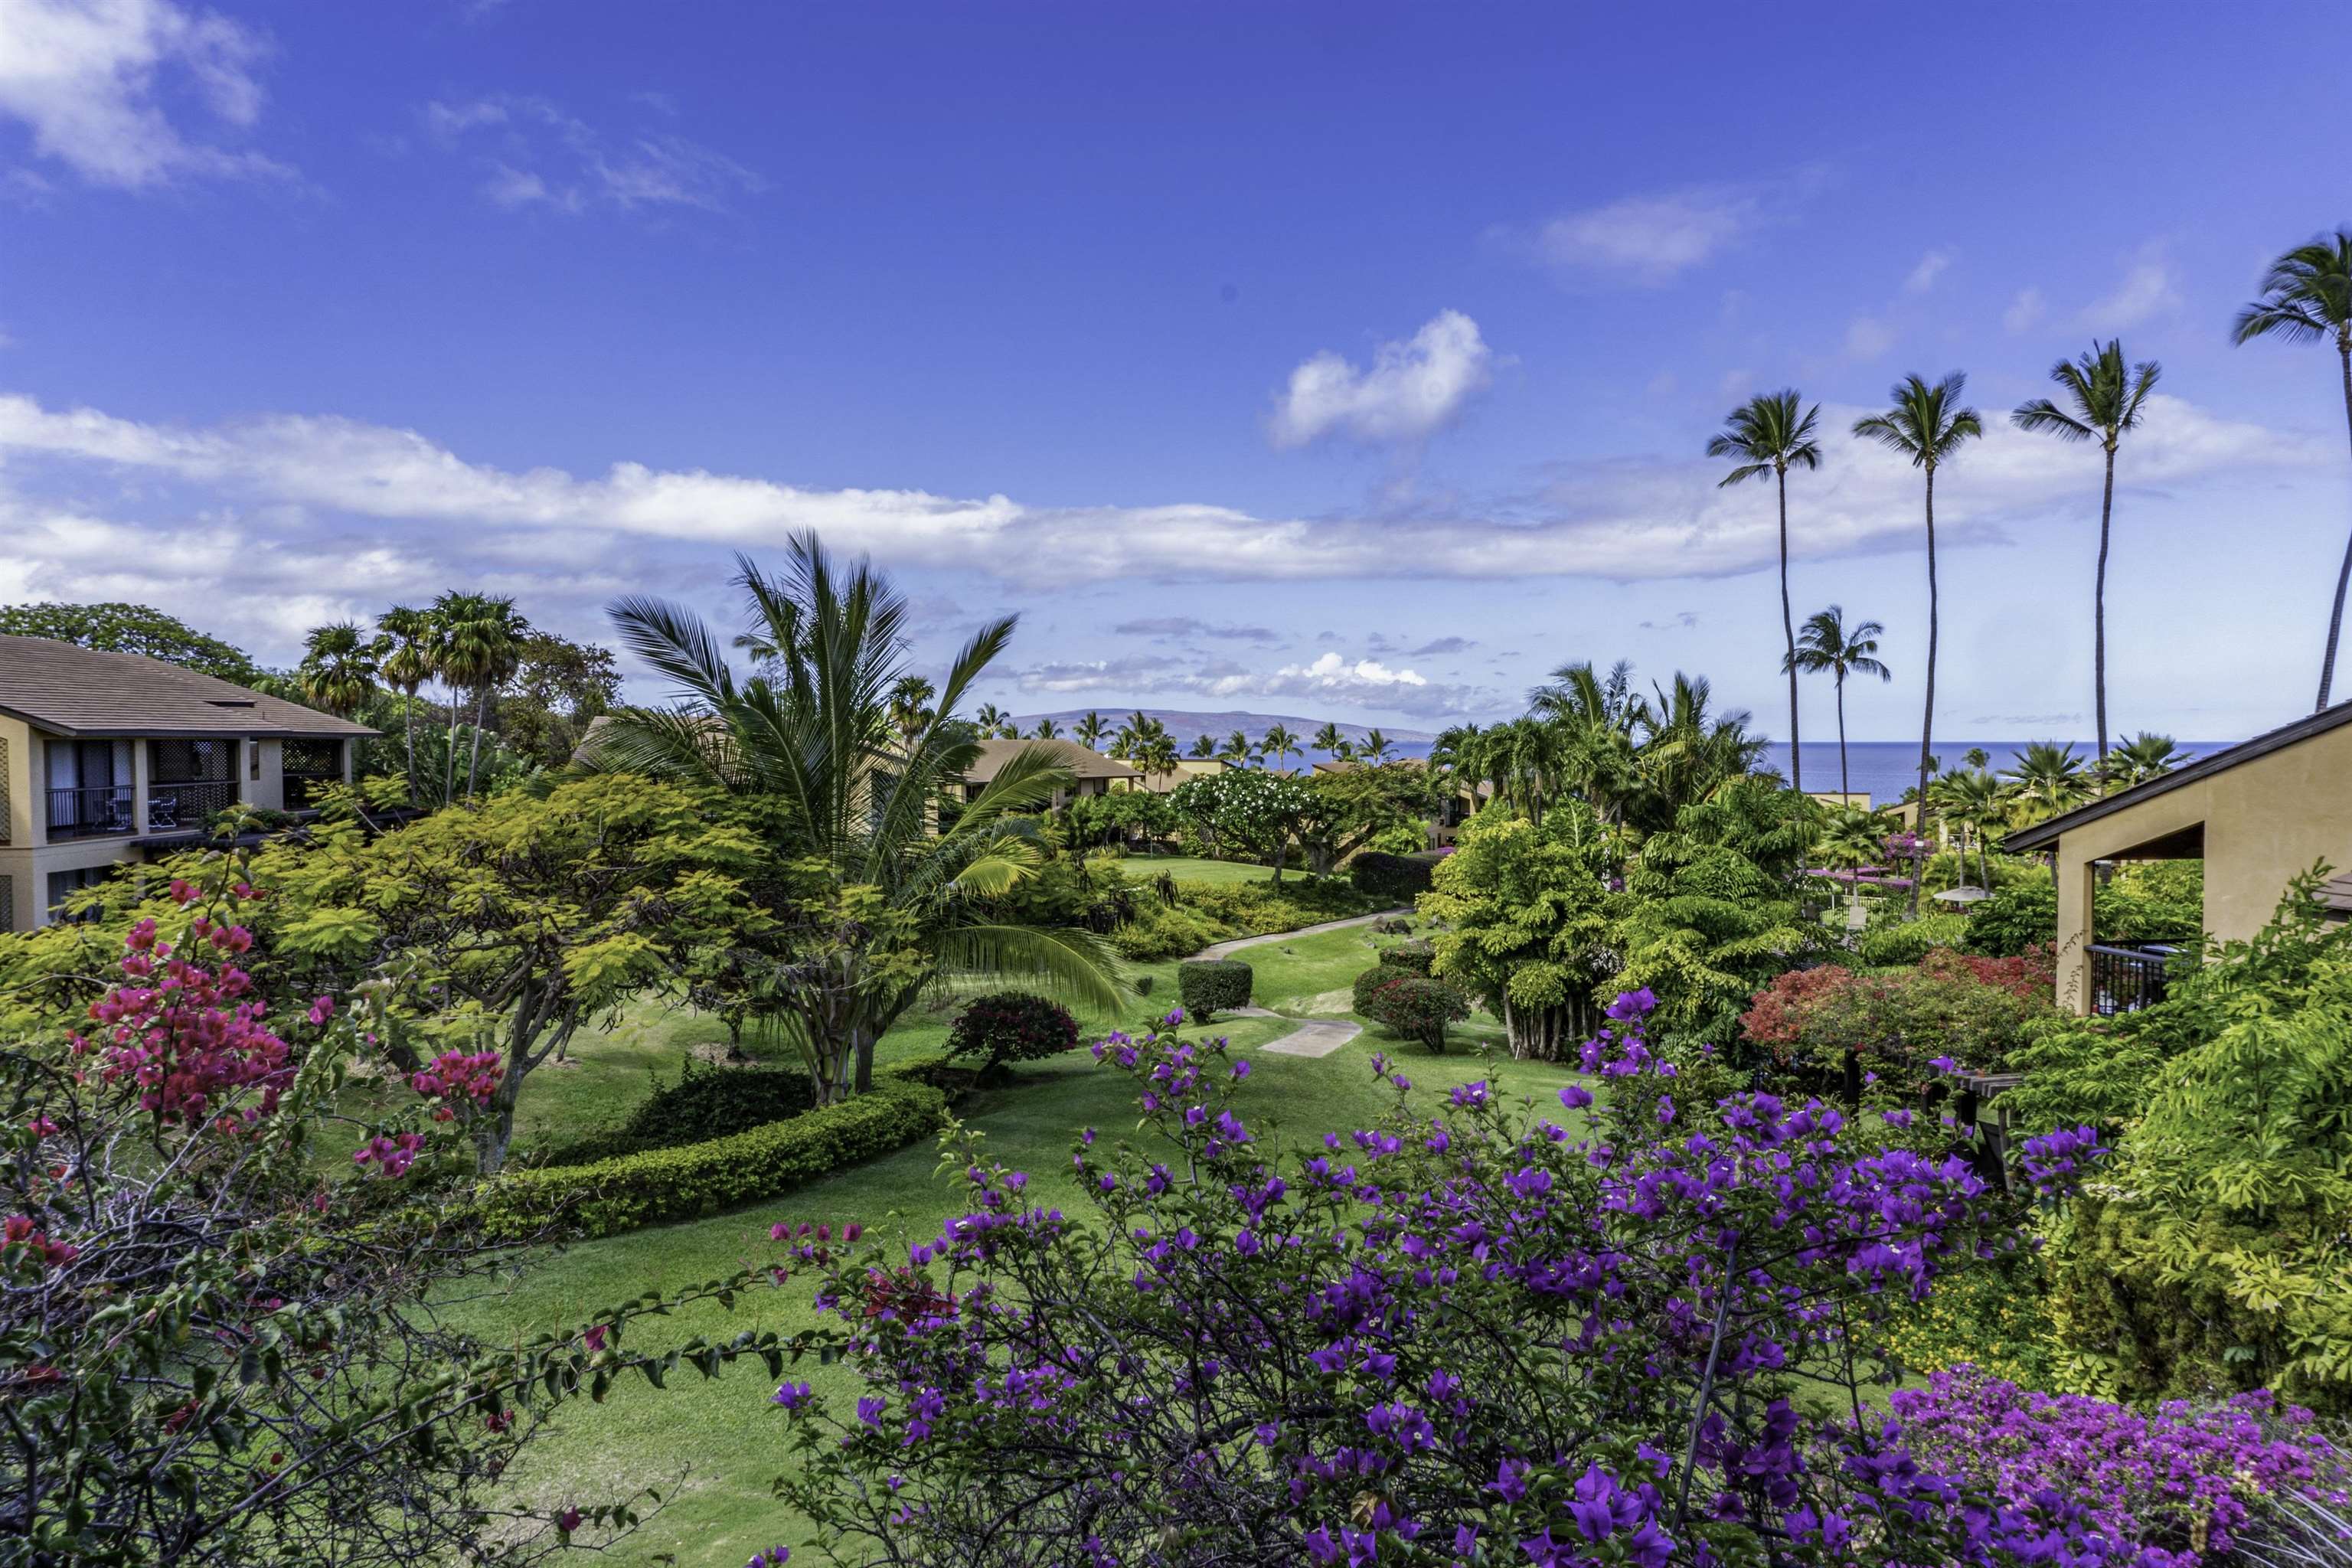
{"left": 608, "top": 593, "right": 740, "bottom": 707}
{"left": 929, "top": 923, "right": 1126, "bottom": 1014}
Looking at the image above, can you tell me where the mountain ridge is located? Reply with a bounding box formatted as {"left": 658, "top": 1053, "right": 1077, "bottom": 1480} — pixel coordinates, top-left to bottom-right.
{"left": 1007, "top": 708, "right": 1437, "bottom": 746}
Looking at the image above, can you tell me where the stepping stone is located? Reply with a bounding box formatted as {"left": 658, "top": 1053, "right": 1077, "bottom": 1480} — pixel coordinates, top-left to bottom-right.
{"left": 1259, "top": 1019, "right": 1361, "bottom": 1059}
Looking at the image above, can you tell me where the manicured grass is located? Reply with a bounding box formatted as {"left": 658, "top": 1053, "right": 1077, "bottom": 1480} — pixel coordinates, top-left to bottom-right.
{"left": 460, "top": 920, "right": 1554, "bottom": 1562}
{"left": 1115, "top": 853, "right": 1298, "bottom": 886}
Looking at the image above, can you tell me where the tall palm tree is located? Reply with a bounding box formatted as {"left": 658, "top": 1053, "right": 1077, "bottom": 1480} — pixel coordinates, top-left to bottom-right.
{"left": 1708, "top": 389, "right": 1824, "bottom": 798}
{"left": 1784, "top": 606, "right": 1890, "bottom": 801}
{"left": 1357, "top": 728, "right": 1394, "bottom": 765}
{"left": 1311, "top": 720, "right": 1347, "bottom": 758}
{"left": 377, "top": 605, "right": 433, "bottom": 804}
{"left": 591, "top": 534, "right": 1121, "bottom": 1099}
{"left": 887, "top": 675, "right": 938, "bottom": 752}
{"left": 1073, "top": 710, "right": 1108, "bottom": 750}
{"left": 974, "top": 702, "right": 1012, "bottom": 740}
{"left": 1187, "top": 733, "right": 1215, "bottom": 759}
{"left": 2104, "top": 731, "right": 2189, "bottom": 790}
{"left": 298, "top": 620, "right": 381, "bottom": 720}
{"left": 1854, "top": 372, "right": 1983, "bottom": 914}
{"left": 1932, "top": 767, "right": 2004, "bottom": 890}
{"left": 1032, "top": 717, "right": 1063, "bottom": 740}
{"left": 430, "top": 591, "right": 529, "bottom": 802}
{"left": 1135, "top": 732, "right": 1181, "bottom": 788}
{"left": 2012, "top": 341, "right": 2161, "bottom": 777}
{"left": 1219, "top": 728, "right": 1253, "bottom": 766}
{"left": 1258, "top": 722, "right": 1300, "bottom": 774}
{"left": 2003, "top": 740, "right": 2093, "bottom": 825}
{"left": 1529, "top": 660, "right": 1641, "bottom": 827}
{"left": 1627, "top": 672, "right": 1767, "bottom": 832}
{"left": 2234, "top": 229, "right": 2352, "bottom": 709}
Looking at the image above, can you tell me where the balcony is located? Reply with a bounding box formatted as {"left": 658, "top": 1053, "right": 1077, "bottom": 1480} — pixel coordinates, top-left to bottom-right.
{"left": 148, "top": 777, "right": 237, "bottom": 830}
{"left": 46, "top": 786, "right": 136, "bottom": 841}
{"left": 281, "top": 738, "right": 343, "bottom": 811}
{"left": 2086, "top": 942, "right": 2182, "bottom": 1016}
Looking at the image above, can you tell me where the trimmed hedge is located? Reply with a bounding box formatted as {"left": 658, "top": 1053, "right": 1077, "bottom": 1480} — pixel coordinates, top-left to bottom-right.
{"left": 534, "top": 1058, "right": 819, "bottom": 1168}
{"left": 475, "top": 1060, "right": 950, "bottom": 1241}
{"left": 1178, "top": 959, "right": 1253, "bottom": 1021}
{"left": 1378, "top": 937, "right": 1436, "bottom": 975}
{"left": 1350, "top": 851, "right": 1436, "bottom": 902}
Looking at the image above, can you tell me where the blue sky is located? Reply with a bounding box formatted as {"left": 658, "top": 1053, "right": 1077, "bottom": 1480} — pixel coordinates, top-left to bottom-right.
{"left": 2, "top": 2, "right": 2346, "bottom": 743}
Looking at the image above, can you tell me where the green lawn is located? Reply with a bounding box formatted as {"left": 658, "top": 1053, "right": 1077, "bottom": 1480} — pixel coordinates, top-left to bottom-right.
{"left": 1115, "top": 852, "right": 1297, "bottom": 886}
{"left": 459, "top": 919, "right": 1554, "bottom": 1562}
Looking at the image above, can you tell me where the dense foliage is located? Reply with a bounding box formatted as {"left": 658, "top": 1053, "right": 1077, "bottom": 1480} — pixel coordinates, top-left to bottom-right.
{"left": 1740, "top": 949, "right": 2055, "bottom": 1086}
{"left": 536, "top": 1058, "right": 821, "bottom": 1168}
{"left": 1176, "top": 959, "right": 1253, "bottom": 1020}
{"left": 945, "top": 990, "right": 1081, "bottom": 1073}
{"left": 1350, "top": 849, "right": 1438, "bottom": 901}
{"left": 765, "top": 992, "right": 2113, "bottom": 1566}
{"left": 1354, "top": 970, "right": 1472, "bottom": 1052}
{"left": 0, "top": 599, "right": 266, "bottom": 684}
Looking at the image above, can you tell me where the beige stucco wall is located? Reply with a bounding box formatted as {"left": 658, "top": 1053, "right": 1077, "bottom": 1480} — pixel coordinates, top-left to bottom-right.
{"left": 2052, "top": 719, "right": 2352, "bottom": 1011}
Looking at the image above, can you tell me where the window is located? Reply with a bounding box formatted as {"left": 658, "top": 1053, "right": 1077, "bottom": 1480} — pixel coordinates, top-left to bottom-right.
{"left": 250, "top": 742, "right": 261, "bottom": 782}
{"left": 46, "top": 866, "right": 109, "bottom": 923}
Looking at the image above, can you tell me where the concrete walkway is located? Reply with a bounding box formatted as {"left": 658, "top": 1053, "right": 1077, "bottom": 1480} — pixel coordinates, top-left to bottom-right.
{"left": 1185, "top": 907, "right": 1409, "bottom": 1058}
{"left": 1190, "top": 907, "right": 1410, "bottom": 960}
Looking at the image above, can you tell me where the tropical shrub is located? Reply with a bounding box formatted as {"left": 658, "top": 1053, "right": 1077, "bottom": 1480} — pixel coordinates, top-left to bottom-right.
{"left": 1355, "top": 971, "right": 1471, "bottom": 1052}
{"left": 537, "top": 1057, "right": 819, "bottom": 1167}
{"left": 1740, "top": 956, "right": 2053, "bottom": 1083}
{"left": 0, "top": 864, "right": 748, "bottom": 1564}
{"left": 478, "top": 1063, "right": 949, "bottom": 1240}
{"left": 1421, "top": 801, "right": 1620, "bottom": 1060}
{"left": 765, "top": 992, "right": 2114, "bottom": 1567}
{"left": 1856, "top": 910, "right": 1971, "bottom": 966}
{"left": 1965, "top": 880, "right": 2060, "bottom": 959}
{"left": 1351, "top": 958, "right": 1416, "bottom": 1017}
{"left": 946, "top": 991, "right": 1080, "bottom": 1073}
{"left": 1377, "top": 936, "right": 1436, "bottom": 974}
{"left": 1364, "top": 822, "right": 1427, "bottom": 856}
{"left": 1108, "top": 903, "right": 1221, "bottom": 962}
{"left": 1888, "top": 1369, "right": 2343, "bottom": 1566}
{"left": 1183, "top": 877, "right": 1375, "bottom": 935}
{"left": 1883, "top": 1252, "right": 2068, "bottom": 1393}
{"left": 1176, "top": 958, "right": 1253, "bottom": 1020}
{"left": 1350, "top": 849, "right": 1436, "bottom": 901}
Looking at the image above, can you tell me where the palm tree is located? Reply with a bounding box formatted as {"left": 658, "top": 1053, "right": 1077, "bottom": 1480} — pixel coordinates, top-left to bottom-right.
{"left": 1311, "top": 720, "right": 1347, "bottom": 758}
{"left": 1032, "top": 717, "right": 1063, "bottom": 740}
{"left": 1073, "top": 710, "right": 1108, "bottom": 750}
{"left": 1135, "top": 733, "right": 1181, "bottom": 787}
{"left": 2104, "top": 731, "right": 2188, "bottom": 790}
{"left": 1187, "top": 733, "right": 1215, "bottom": 759}
{"left": 2003, "top": 740, "right": 2093, "bottom": 825}
{"left": 974, "top": 702, "right": 1012, "bottom": 740}
{"left": 1932, "top": 767, "right": 2004, "bottom": 890}
{"left": 1529, "top": 660, "right": 1641, "bottom": 827}
{"left": 1854, "top": 372, "right": 1983, "bottom": 914}
{"left": 2234, "top": 229, "right": 2352, "bottom": 709}
{"left": 1708, "top": 389, "right": 1823, "bottom": 798}
{"left": 1357, "top": 728, "right": 1394, "bottom": 764}
{"left": 377, "top": 606, "right": 433, "bottom": 804}
{"left": 1258, "top": 723, "right": 1300, "bottom": 774}
{"left": 1815, "top": 802, "right": 1898, "bottom": 872}
{"left": 591, "top": 534, "right": 1121, "bottom": 1099}
{"left": 1219, "top": 729, "right": 1253, "bottom": 766}
{"left": 1784, "top": 606, "right": 1890, "bottom": 801}
{"left": 1627, "top": 672, "right": 1768, "bottom": 831}
{"left": 2012, "top": 341, "right": 2161, "bottom": 777}
{"left": 887, "top": 675, "right": 938, "bottom": 751}
{"left": 298, "top": 620, "right": 381, "bottom": 720}
{"left": 431, "top": 591, "right": 530, "bottom": 802}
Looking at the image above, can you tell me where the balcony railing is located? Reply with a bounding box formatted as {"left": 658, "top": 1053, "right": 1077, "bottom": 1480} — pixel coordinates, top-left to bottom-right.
{"left": 47, "top": 786, "right": 135, "bottom": 841}
{"left": 2088, "top": 942, "right": 2180, "bottom": 1017}
{"left": 149, "top": 778, "right": 237, "bottom": 831}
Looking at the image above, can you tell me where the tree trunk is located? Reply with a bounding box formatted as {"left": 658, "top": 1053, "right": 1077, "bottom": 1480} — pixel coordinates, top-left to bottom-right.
{"left": 1913, "top": 467, "right": 1939, "bottom": 920}
{"left": 403, "top": 688, "right": 417, "bottom": 805}
{"left": 853, "top": 1021, "right": 875, "bottom": 1096}
{"left": 1835, "top": 671, "right": 1850, "bottom": 799}
{"left": 1778, "top": 466, "right": 1802, "bottom": 798}
{"left": 2095, "top": 443, "right": 2116, "bottom": 781}
{"left": 466, "top": 687, "right": 488, "bottom": 799}
{"left": 443, "top": 690, "right": 460, "bottom": 807}
{"left": 2321, "top": 334, "right": 2352, "bottom": 711}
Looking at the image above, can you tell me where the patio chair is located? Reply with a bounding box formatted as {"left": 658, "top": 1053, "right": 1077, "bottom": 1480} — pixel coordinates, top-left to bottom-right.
{"left": 147, "top": 793, "right": 179, "bottom": 831}
{"left": 103, "top": 792, "right": 136, "bottom": 835}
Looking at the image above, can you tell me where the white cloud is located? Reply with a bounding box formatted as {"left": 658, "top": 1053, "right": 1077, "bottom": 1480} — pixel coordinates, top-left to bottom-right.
{"left": 1903, "top": 249, "right": 1953, "bottom": 295}
{"left": 1269, "top": 310, "right": 1492, "bottom": 450}
{"left": 415, "top": 94, "right": 763, "bottom": 214}
{"left": 0, "top": 0, "right": 286, "bottom": 186}
{"left": 1015, "top": 648, "right": 1485, "bottom": 720}
{"left": 1522, "top": 184, "right": 1765, "bottom": 282}
{"left": 1844, "top": 315, "right": 1896, "bottom": 361}
{"left": 2002, "top": 287, "right": 2047, "bottom": 335}
{"left": 0, "top": 388, "right": 2318, "bottom": 616}
{"left": 2081, "top": 247, "right": 2180, "bottom": 330}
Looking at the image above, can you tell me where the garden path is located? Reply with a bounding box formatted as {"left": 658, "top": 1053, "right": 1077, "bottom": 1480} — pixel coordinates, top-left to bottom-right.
{"left": 1189, "top": 908, "right": 1410, "bottom": 960}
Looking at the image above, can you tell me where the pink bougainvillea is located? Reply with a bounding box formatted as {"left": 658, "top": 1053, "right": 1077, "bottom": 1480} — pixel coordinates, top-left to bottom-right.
{"left": 73, "top": 919, "right": 293, "bottom": 1132}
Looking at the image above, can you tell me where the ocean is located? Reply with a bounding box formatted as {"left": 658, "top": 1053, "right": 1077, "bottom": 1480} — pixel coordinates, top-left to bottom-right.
{"left": 1756, "top": 741, "right": 2234, "bottom": 806}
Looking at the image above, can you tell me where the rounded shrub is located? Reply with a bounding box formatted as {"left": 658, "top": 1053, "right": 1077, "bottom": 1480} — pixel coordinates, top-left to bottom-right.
{"left": 946, "top": 991, "right": 1081, "bottom": 1074}
{"left": 535, "top": 1057, "right": 818, "bottom": 1167}
{"left": 1357, "top": 972, "right": 1471, "bottom": 1054}
{"left": 1378, "top": 937, "right": 1436, "bottom": 975}
{"left": 1857, "top": 912, "right": 1971, "bottom": 968}
{"left": 1178, "top": 959, "right": 1253, "bottom": 1021}
{"left": 1349, "top": 851, "right": 1436, "bottom": 902}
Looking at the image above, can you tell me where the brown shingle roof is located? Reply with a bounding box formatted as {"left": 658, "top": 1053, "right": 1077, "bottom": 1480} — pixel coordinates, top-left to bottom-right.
{"left": 0, "top": 635, "right": 376, "bottom": 738}
{"left": 957, "top": 738, "right": 1138, "bottom": 783}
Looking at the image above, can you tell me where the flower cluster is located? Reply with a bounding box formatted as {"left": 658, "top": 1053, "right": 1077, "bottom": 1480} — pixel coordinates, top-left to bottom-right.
{"left": 1888, "top": 1368, "right": 2347, "bottom": 1565}
{"left": 351, "top": 1131, "right": 427, "bottom": 1178}
{"left": 72, "top": 916, "right": 292, "bottom": 1130}
{"left": 409, "top": 1048, "right": 502, "bottom": 1119}
{"left": 2, "top": 1213, "right": 80, "bottom": 1272}
{"left": 766, "top": 991, "right": 2122, "bottom": 1566}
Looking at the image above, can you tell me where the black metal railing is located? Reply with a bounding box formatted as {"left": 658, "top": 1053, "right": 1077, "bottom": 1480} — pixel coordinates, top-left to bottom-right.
{"left": 148, "top": 779, "right": 237, "bottom": 831}
{"left": 46, "top": 786, "right": 135, "bottom": 840}
{"left": 2088, "top": 942, "right": 2178, "bottom": 1016}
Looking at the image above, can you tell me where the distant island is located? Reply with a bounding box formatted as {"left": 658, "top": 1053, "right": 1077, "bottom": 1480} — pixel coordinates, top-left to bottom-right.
{"left": 1009, "top": 708, "right": 1438, "bottom": 748}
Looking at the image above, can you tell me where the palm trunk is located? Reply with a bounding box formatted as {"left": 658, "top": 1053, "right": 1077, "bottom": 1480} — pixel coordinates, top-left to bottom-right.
{"left": 1835, "top": 670, "right": 1850, "bottom": 799}
{"left": 2095, "top": 443, "right": 2116, "bottom": 781}
{"left": 2321, "top": 333, "right": 2352, "bottom": 711}
{"left": 443, "top": 689, "right": 460, "bottom": 806}
{"left": 1777, "top": 466, "right": 1802, "bottom": 798}
{"left": 402, "top": 688, "right": 417, "bottom": 804}
{"left": 1913, "top": 467, "right": 1939, "bottom": 920}
{"left": 466, "top": 686, "right": 488, "bottom": 799}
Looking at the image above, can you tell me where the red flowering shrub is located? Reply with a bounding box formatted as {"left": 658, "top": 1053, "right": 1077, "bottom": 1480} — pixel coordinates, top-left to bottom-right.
{"left": 946, "top": 991, "right": 1080, "bottom": 1074}
{"left": 1919, "top": 944, "right": 2056, "bottom": 1003}
{"left": 1357, "top": 972, "right": 1472, "bottom": 1054}
{"left": 1741, "top": 953, "right": 2053, "bottom": 1082}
